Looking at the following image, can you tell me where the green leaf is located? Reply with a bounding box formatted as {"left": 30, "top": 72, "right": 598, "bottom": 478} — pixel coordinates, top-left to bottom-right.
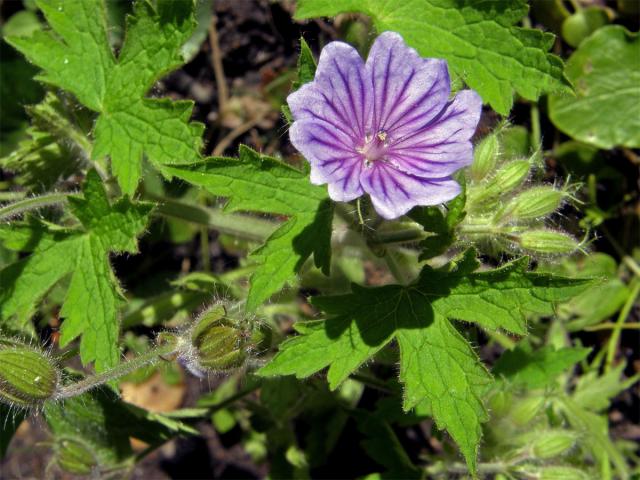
{"left": 409, "top": 179, "right": 466, "bottom": 260}
{"left": 293, "top": 37, "right": 317, "bottom": 89}
{"left": 163, "top": 146, "right": 333, "bottom": 312}
{"left": 549, "top": 26, "right": 640, "bottom": 149}
{"left": 397, "top": 314, "right": 491, "bottom": 467}
{"left": 295, "top": 0, "right": 571, "bottom": 114}
{"left": 7, "top": 0, "right": 204, "bottom": 194}
{"left": 44, "top": 386, "right": 194, "bottom": 472}
{"left": 0, "top": 171, "right": 152, "bottom": 370}
{"left": 259, "top": 250, "right": 591, "bottom": 471}
{"left": 354, "top": 410, "right": 422, "bottom": 479}
{"left": 283, "top": 37, "right": 318, "bottom": 124}
{"left": 493, "top": 344, "right": 591, "bottom": 388}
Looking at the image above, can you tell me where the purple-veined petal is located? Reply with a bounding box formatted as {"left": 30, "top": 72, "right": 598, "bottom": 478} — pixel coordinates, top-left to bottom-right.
{"left": 385, "top": 90, "right": 483, "bottom": 177}
{"left": 288, "top": 41, "right": 370, "bottom": 141}
{"left": 365, "top": 32, "right": 450, "bottom": 137}
{"left": 289, "top": 119, "right": 364, "bottom": 201}
{"left": 360, "top": 162, "right": 461, "bottom": 219}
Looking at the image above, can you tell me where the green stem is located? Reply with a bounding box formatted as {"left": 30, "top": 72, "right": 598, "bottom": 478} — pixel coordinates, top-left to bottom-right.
{"left": 0, "top": 192, "right": 27, "bottom": 202}
{"left": 605, "top": 279, "right": 640, "bottom": 372}
{"left": 351, "top": 373, "right": 395, "bottom": 394}
{"left": 585, "top": 322, "right": 640, "bottom": 332}
{"left": 0, "top": 192, "right": 71, "bottom": 220}
{"left": 487, "top": 330, "right": 517, "bottom": 350}
{"left": 530, "top": 101, "right": 542, "bottom": 153}
{"left": 426, "top": 461, "right": 509, "bottom": 476}
{"left": 370, "top": 228, "right": 425, "bottom": 245}
{"left": 383, "top": 248, "right": 413, "bottom": 285}
{"left": 197, "top": 383, "right": 261, "bottom": 411}
{"left": 55, "top": 340, "right": 181, "bottom": 399}
{"left": 458, "top": 223, "right": 501, "bottom": 236}
{"left": 148, "top": 194, "right": 276, "bottom": 243}
{"left": 121, "top": 290, "right": 210, "bottom": 329}
{"left": 599, "top": 224, "right": 640, "bottom": 277}
{"left": 198, "top": 191, "right": 212, "bottom": 272}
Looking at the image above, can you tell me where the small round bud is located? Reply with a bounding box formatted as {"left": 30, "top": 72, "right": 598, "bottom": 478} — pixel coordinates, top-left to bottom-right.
{"left": 540, "top": 466, "right": 590, "bottom": 480}
{"left": 190, "top": 304, "right": 248, "bottom": 372}
{"left": 54, "top": 437, "right": 99, "bottom": 475}
{"left": 0, "top": 344, "right": 60, "bottom": 408}
{"left": 498, "top": 186, "right": 565, "bottom": 222}
{"left": 510, "top": 396, "right": 544, "bottom": 426}
{"left": 471, "top": 133, "right": 500, "bottom": 181}
{"left": 532, "top": 430, "right": 577, "bottom": 458}
{"left": 516, "top": 230, "right": 580, "bottom": 254}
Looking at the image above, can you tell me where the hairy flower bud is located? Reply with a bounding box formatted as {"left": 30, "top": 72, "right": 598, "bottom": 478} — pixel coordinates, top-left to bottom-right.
{"left": 532, "top": 430, "right": 577, "bottom": 458}
{"left": 470, "top": 159, "right": 530, "bottom": 206}
{"left": 517, "top": 230, "right": 580, "bottom": 254}
{"left": 471, "top": 132, "right": 500, "bottom": 181}
{"left": 540, "top": 466, "right": 590, "bottom": 480}
{"left": 489, "top": 390, "right": 512, "bottom": 416}
{"left": 54, "top": 438, "right": 99, "bottom": 475}
{"left": 491, "top": 160, "right": 531, "bottom": 194}
{"left": 510, "top": 396, "right": 544, "bottom": 425}
{"left": 0, "top": 344, "right": 60, "bottom": 408}
{"left": 191, "top": 304, "right": 248, "bottom": 371}
{"left": 498, "top": 186, "right": 565, "bottom": 222}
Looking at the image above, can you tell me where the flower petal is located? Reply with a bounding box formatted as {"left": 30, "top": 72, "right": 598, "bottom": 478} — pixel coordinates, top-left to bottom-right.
{"left": 289, "top": 119, "right": 364, "bottom": 202}
{"left": 365, "top": 31, "right": 450, "bottom": 137}
{"left": 386, "top": 90, "right": 483, "bottom": 177}
{"left": 288, "top": 41, "right": 370, "bottom": 141}
{"left": 360, "top": 162, "right": 461, "bottom": 219}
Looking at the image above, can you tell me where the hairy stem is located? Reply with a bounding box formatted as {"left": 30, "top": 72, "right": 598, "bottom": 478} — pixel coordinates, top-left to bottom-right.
{"left": 55, "top": 341, "right": 181, "bottom": 399}
{"left": 370, "top": 228, "right": 425, "bottom": 245}
{"left": 0, "top": 192, "right": 71, "bottom": 220}
{"left": 605, "top": 279, "right": 640, "bottom": 372}
{"left": 148, "top": 194, "right": 277, "bottom": 242}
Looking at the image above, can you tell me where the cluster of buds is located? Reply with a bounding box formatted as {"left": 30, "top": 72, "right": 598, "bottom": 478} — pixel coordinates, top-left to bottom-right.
{"left": 460, "top": 129, "right": 584, "bottom": 256}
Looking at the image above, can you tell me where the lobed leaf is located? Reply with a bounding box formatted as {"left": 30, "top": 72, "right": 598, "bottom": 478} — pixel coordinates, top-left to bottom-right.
{"left": 163, "top": 146, "right": 333, "bottom": 311}
{"left": 7, "top": 0, "right": 204, "bottom": 194}
{"left": 0, "top": 171, "right": 152, "bottom": 370}
{"left": 259, "top": 250, "right": 592, "bottom": 471}
{"left": 295, "top": 0, "right": 571, "bottom": 114}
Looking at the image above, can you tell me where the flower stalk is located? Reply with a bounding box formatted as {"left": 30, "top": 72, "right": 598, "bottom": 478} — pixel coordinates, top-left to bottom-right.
{"left": 55, "top": 338, "right": 183, "bottom": 399}
{"left": 0, "top": 192, "right": 72, "bottom": 221}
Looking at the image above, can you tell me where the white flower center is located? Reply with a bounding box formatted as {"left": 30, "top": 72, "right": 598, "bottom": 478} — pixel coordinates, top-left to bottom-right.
{"left": 356, "top": 130, "right": 389, "bottom": 168}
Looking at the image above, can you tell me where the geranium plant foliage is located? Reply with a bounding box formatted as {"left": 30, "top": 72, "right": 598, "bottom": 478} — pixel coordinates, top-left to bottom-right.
{"left": 0, "top": 0, "right": 638, "bottom": 478}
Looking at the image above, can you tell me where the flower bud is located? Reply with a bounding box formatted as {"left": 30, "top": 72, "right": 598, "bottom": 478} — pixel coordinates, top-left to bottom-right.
{"left": 540, "top": 466, "right": 590, "bottom": 480}
{"left": 491, "top": 160, "right": 531, "bottom": 194}
{"left": 516, "top": 230, "right": 580, "bottom": 254}
{"left": 471, "top": 132, "right": 500, "bottom": 181}
{"left": 0, "top": 344, "right": 60, "bottom": 408}
{"left": 498, "top": 186, "right": 565, "bottom": 222}
{"left": 470, "top": 159, "right": 530, "bottom": 205}
{"left": 190, "top": 304, "right": 248, "bottom": 372}
{"left": 54, "top": 438, "right": 98, "bottom": 475}
{"left": 510, "top": 396, "right": 544, "bottom": 426}
{"left": 489, "top": 390, "right": 512, "bottom": 416}
{"left": 532, "top": 430, "right": 577, "bottom": 458}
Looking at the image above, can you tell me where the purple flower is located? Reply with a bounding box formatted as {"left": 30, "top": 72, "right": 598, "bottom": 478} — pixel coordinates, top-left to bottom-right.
{"left": 288, "top": 32, "right": 482, "bottom": 219}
